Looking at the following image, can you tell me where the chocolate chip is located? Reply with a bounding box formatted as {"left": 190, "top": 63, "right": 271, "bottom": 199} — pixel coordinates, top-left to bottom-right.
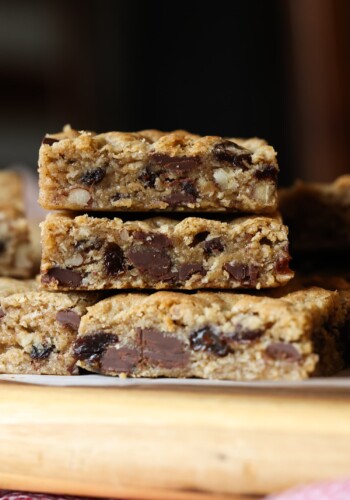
{"left": 101, "top": 346, "right": 141, "bottom": 373}
{"left": 141, "top": 328, "right": 190, "bottom": 368}
{"left": 213, "top": 140, "right": 252, "bottom": 168}
{"left": 42, "top": 137, "right": 59, "bottom": 145}
{"left": 133, "top": 232, "right": 173, "bottom": 248}
{"left": 190, "top": 231, "right": 210, "bottom": 247}
{"left": 0, "top": 241, "right": 5, "bottom": 254}
{"left": 80, "top": 167, "right": 106, "bottom": 186}
{"left": 229, "top": 325, "right": 263, "bottom": 343}
{"left": 0, "top": 308, "right": 5, "bottom": 320}
{"left": 164, "top": 180, "right": 198, "bottom": 207}
{"left": 265, "top": 342, "right": 301, "bottom": 362}
{"left": 223, "top": 263, "right": 259, "bottom": 286}
{"left": 275, "top": 255, "right": 292, "bottom": 274}
{"left": 150, "top": 153, "right": 200, "bottom": 172}
{"left": 42, "top": 267, "right": 83, "bottom": 288}
{"left": 127, "top": 246, "right": 172, "bottom": 279}
{"left": 104, "top": 242, "right": 125, "bottom": 276}
{"left": 56, "top": 309, "right": 81, "bottom": 330}
{"left": 178, "top": 263, "right": 206, "bottom": 281}
{"left": 203, "top": 237, "right": 224, "bottom": 255}
{"left": 73, "top": 332, "right": 119, "bottom": 361}
{"left": 30, "top": 344, "right": 54, "bottom": 360}
{"left": 190, "top": 327, "right": 230, "bottom": 357}
{"left": 139, "top": 166, "right": 158, "bottom": 188}
{"left": 255, "top": 165, "right": 278, "bottom": 182}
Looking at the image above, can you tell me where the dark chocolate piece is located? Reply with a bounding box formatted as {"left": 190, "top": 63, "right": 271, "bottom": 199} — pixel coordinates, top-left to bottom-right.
{"left": 190, "top": 327, "right": 230, "bottom": 357}
{"left": 213, "top": 140, "right": 251, "bottom": 167}
{"left": 42, "top": 267, "right": 83, "bottom": 288}
{"left": 127, "top": 246, "right": 172, "bottom": 279}
{"left": 223, "top": 263, "right": 259, "bottom": 286}
{"left": 101, "top": 346, "right": 140, "bottom": 373}
{"left": 203, "top": 237, "right": 224, "bottom": 255}
{"left": 178, "top": 263, "right": 206, "bottom": 281}
{"left": 150, "top": 153, "right": 200, "bottom": 172}
{"left": 42, "top": 137, "right": 59, "bottom": 145}
{"left": 80, "top": 167, "right": 106, "bottom": 186}
{"left": 74, "top": 332, "right": 119, "bottom": 362}
{"left": 104, "top": 242, "right": 125, "bottom": 276}
{"left": 265, "top": 342, "right": 301, "bottom": 362}
{"left": 56, "top": 309, "right": 81, "bottom": 330}
{"left": 141, "top": 328, "right": 190, "bottom": 369}
{"left": 30, "top": 344, "right": 54, "bottom": 360}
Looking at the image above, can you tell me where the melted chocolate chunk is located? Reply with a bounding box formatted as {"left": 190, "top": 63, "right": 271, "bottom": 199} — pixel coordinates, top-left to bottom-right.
{"left": 164, "top": 180, "right": 198, "bottom": 207}
{"left": 178, "top": 263, "right": 206, "bottom": 281}
{"left": 101, "top": 346, "right": 141, "bottom": 373}
{"left": 190, "top": 231, "right": 210, "bottom": 247}
{"left": 42, "top": 267, "right": 83, "bottom": 288}
{"left": 0, "top": 241, "right": 5, "bottom": 254}
{"left": 223, "top": 263, "right": 259, "bottom": 286}
{"left": 104, "top": 242, "right": 125, "bottom": 276}
{"left": 42, "top": 137, "right": 59, "bottom": 145}
{"left": 80, "top": 167, "right": 106, "bottom": 186}
{"left": 56, "top": 309, "right": 81, "bottom": 330}
{"left": 139, "top": 166, "right": 158, "bottom": 188}
{"left": 203, "top": 237, "right": 224, "bottom": 255}
{"left": 141, "top": 328, "right": 190, "bottom": 368}
{"left": 133, "top": 232, "right": 173, "bottom": 248}
{"left": 127, "top": 246, "right": 172, "bottom": 279}
{"left": 275, "top": 255, "right": 292, "bottom": 274}
{"left": 255, "top": 165, "right": 278, "bottom": 182}
{"left": 229, "top": 324, "right": 263, "bottom": 343}
{"left": 150, "top": 153, "right": 200, "bottom": 172}
{"left": 74, "top": 332, "right": 119, "bottom": 362}
{"left": 190, "top": 327, "right": 230, "bottom": 357}
{"left": 30, "top": 344, "right": 54, "bottom": 360}
{"left": 0, "top": 308, "right": 5, "bottom": 320}
{"left": 213, "top": 140, "right": 252, "bottom": 168}
{"left": 265, "top": 342, "right": 301, "bottom": 362}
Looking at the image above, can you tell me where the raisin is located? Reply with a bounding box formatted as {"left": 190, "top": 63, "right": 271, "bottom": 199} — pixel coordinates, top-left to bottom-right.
{"left": 73, "top": 332, "right": 119, "bottom": 361}
{"left": 275, "top": 255, "right": 292, "bottom": 274}
{"left": 255, "top": 165, "right": 278, "bottom": 182}
{"left": 30, "top": 344, "right": 54, "bottom": 360}
{"left": 104, "top": 242, "right": 125, "bottom": 276}
{"left": 213, "top": 140, "right": 252, "bottom": 168}
{"left": 80, "top": 167, "right": 106, "bottom": 186}
{"left": 190, "top": 327, "right": 230, "bottom": 357}
{"left": 0, "top": 308, "right": 5, "bottom": 320}
{"left": 139, "top": 166, "right": 158, "bottom": 188}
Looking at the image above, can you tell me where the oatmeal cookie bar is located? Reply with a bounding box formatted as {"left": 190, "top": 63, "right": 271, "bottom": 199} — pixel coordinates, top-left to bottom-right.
{"left": 279, "top": 176, "right": 350, "bottom": 253}
{"left": 39, "top": 126, "right": 278, "bottom": 213}
{"left": 40, "top": 212, "right": 293, "bottom": 291}
{"left": 74, "top": 288, "right": 346, "bottom": 380}
{"left": 0, "top": 171, "right": 34, "bottom": 278}
{"left": 0, "top": 278, "right": 100, "bottom": 375}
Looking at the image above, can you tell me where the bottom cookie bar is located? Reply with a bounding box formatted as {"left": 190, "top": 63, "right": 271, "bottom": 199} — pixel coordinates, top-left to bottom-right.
{"left": 0, "top": 278, "right": 100, "bottom": 374}
{"left": 74, "top": 289, "right": 347, "bottom": 380}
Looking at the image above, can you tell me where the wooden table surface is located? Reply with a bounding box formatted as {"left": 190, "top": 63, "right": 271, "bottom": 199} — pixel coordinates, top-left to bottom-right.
{"left": 0, "top": 381, "right": 349, "bottom": 500}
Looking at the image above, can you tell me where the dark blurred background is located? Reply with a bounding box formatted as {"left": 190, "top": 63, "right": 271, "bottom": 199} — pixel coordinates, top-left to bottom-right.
{"left": 0, "top": 0, "right": 349, "bottom": 184}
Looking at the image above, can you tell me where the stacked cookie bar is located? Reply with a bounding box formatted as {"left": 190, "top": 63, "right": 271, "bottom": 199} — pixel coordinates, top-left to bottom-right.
{"left": 0, "top": 171, "right": 37, "bottom": 278}
{"left": 29, "top": 126, "right": 344, "bottom": 380}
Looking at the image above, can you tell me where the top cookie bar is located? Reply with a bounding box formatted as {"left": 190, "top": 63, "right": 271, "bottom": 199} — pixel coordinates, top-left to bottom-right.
{"left": 38, "top": 126, "right": 279, "bottom": 213}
